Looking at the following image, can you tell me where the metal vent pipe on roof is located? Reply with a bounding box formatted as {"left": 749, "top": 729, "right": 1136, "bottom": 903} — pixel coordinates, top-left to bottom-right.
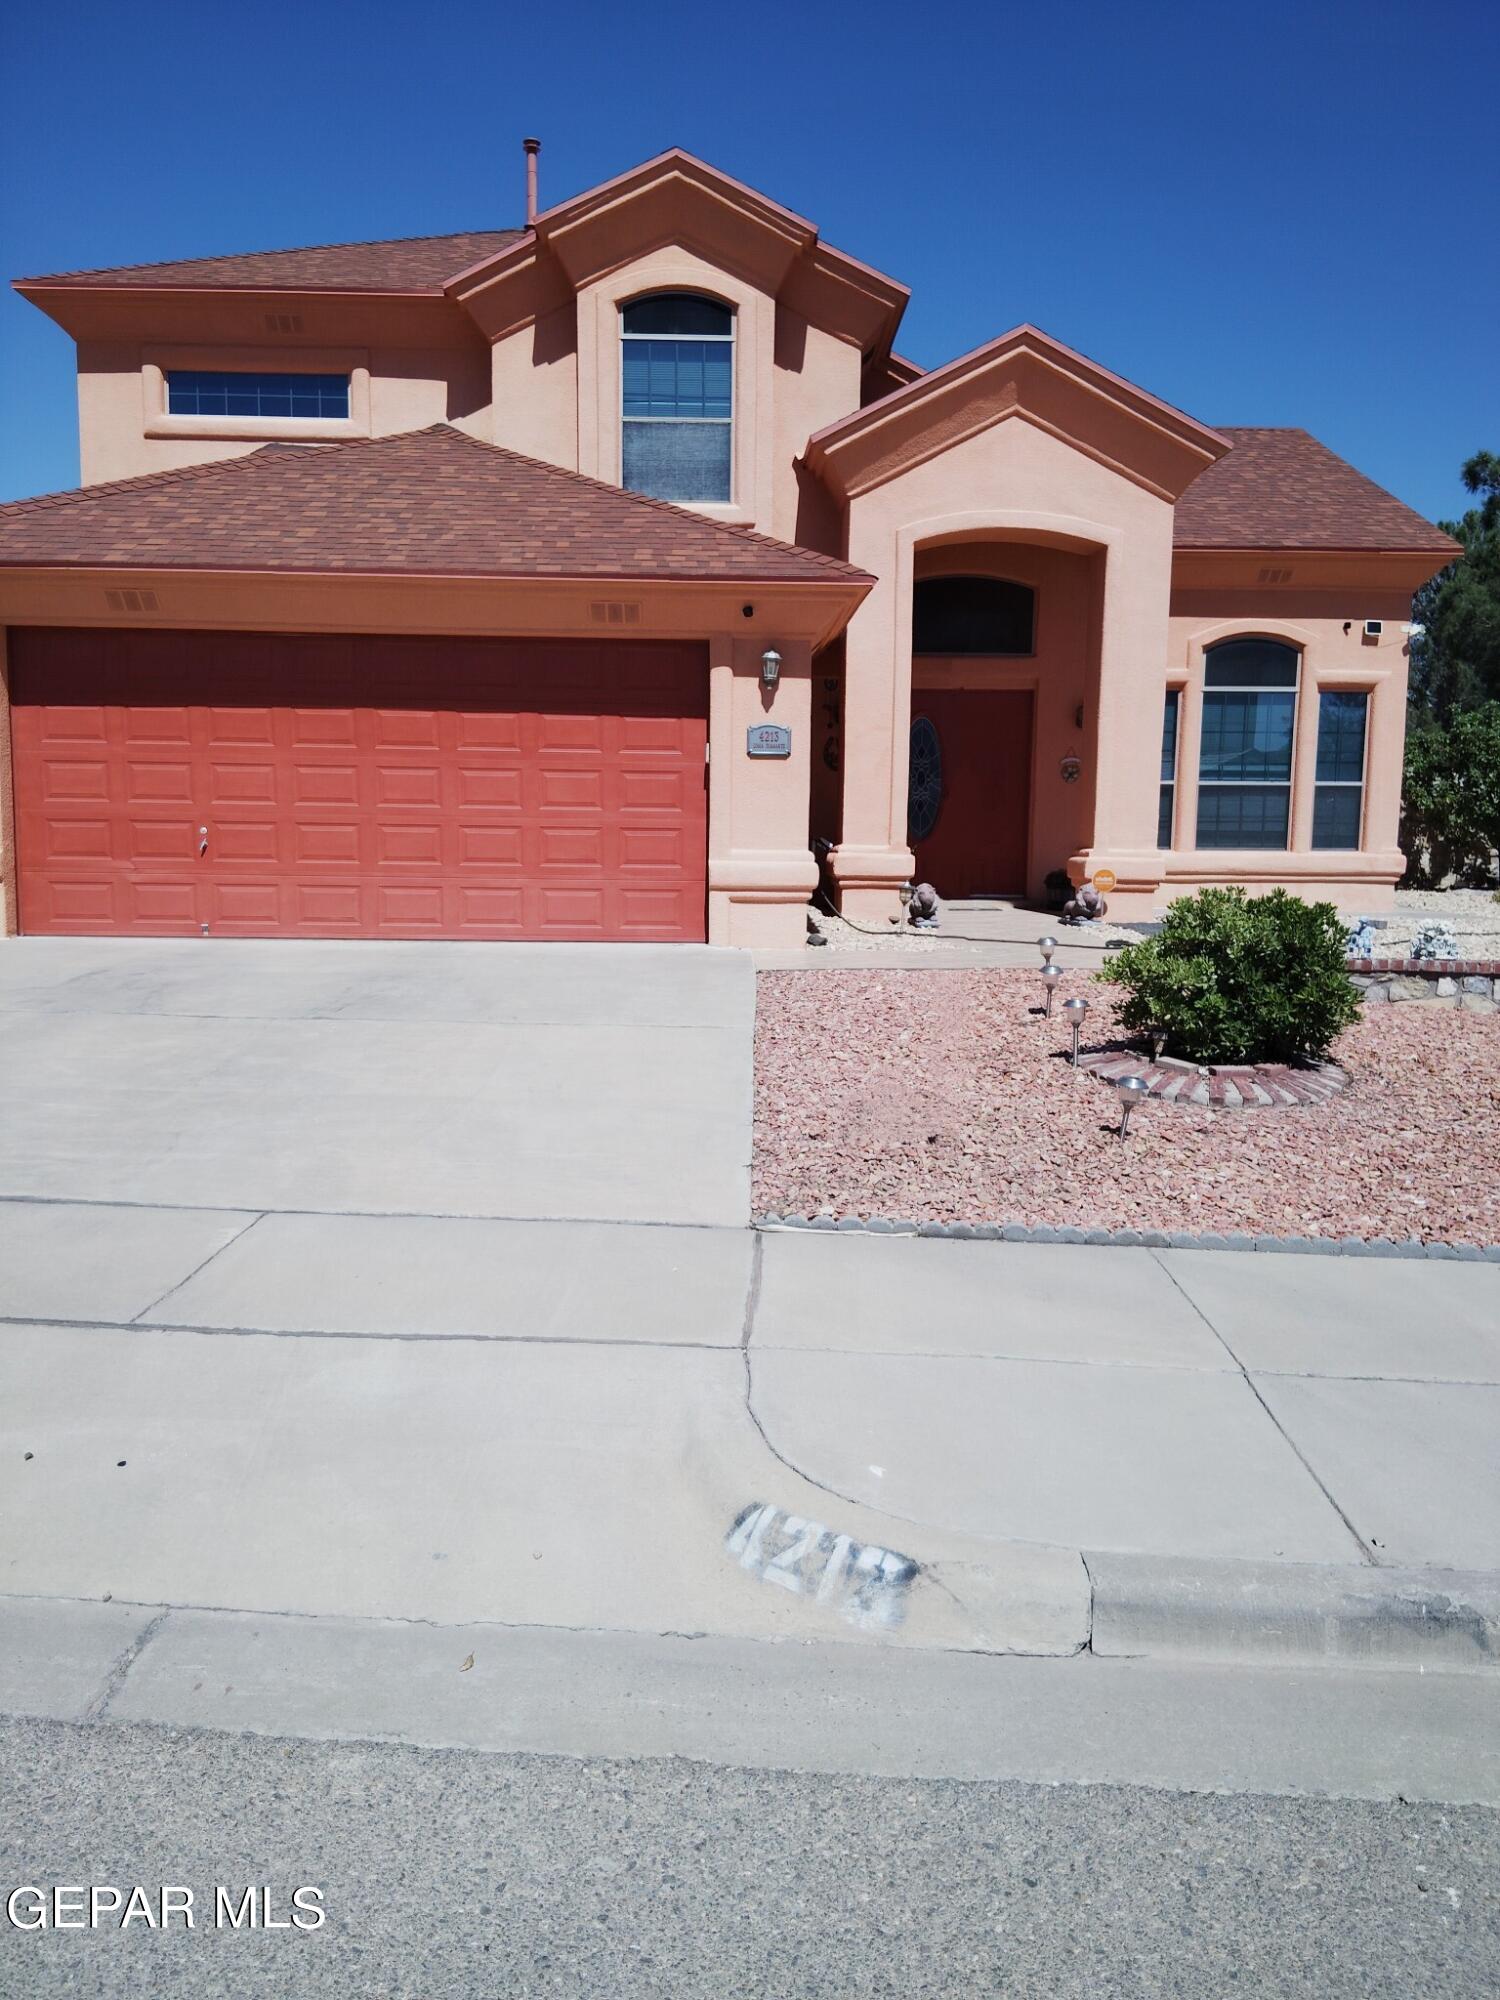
{"left": 524, "top": 138, "right": 541, "bottom": 225}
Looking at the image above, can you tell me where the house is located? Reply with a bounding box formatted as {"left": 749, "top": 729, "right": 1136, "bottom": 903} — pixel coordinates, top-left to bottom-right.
{"left": 0, "top": 147, "right": 1459, "bottom": 945}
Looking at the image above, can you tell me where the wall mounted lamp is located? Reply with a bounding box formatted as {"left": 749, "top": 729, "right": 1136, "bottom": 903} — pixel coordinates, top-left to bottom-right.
{"left": 761, "top": 648, "right": 782, "bottom": 689}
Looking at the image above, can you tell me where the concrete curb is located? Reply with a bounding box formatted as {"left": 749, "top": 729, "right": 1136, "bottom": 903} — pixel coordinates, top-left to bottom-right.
{"left": 1085, "top": 1553, "right": 1500, "bottom": 1677}
{"left": 8, "top": 1597, "right": 1499, "bottom": 1798}
{"left": 755, "top": 1213, "right": 1500, "bottom": 1260}
{"left": 4, "top": 1553, "right": 1497, "bottom": 1745}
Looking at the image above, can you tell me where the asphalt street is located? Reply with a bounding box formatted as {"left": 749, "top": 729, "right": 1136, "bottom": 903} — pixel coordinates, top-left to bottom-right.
{"left": 3, "top": 1715, "right": 1497, "bottom": 1999}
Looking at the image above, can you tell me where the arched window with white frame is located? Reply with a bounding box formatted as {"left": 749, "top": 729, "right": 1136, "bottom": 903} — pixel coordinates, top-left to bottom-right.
{"left": 1196, "top": 637, "right": 1300, "bottom": 849}
{"left": 620, "top": 293, "right": 733, "bottom": 503}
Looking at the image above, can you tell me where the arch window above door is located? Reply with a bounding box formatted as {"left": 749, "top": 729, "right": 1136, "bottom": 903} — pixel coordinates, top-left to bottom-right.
{"left": 621, "top": 293, "right": 733, "bottom": 503}
{"left": 912, "top": 575, "right": 1035, "bottom": 655}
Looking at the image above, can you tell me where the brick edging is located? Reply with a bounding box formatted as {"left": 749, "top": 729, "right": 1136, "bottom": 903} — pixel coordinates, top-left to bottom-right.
{"left": 1077, "top": 1051, "right": 1344, "bottom": 1108}
{"left": 754, "top": 1213, "right": 1500, "bottom": 1260}
{"left": 1348, "top": 956, "right": 1500, "bottom": 976}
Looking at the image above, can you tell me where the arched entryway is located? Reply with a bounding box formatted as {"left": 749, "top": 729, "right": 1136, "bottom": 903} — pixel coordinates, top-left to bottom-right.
{"left": 903, "top": 538, "right": 1100, "bottom": 903}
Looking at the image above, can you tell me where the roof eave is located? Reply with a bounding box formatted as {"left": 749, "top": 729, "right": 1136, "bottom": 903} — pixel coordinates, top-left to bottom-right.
{"left": 806, "top": 325, "right": 1228, "bottom": 505}
{"left": 13, "top": 277, "right": 463, "bottom": 343}
{"left": 1172, "top": 540, "right": 1461, "bottom": 559}
{"left": 0, "top": 557, "right": 871, "bottom": 585}
{"left": 0, "top": 561, "right": 872, "bottom": 651}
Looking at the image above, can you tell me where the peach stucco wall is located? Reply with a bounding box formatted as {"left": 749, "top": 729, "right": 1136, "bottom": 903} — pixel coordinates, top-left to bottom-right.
{"left": 707, "top": 635, "right": 817, "bottom": 945}
{"left": 830, "top": 416, "right": 1175, "bottom": 919}
{"left": 77, "top": 329, "right": 492, "bottom": 485}
{"left": 486, "top": 244, "right": 862, "bottom": 544}
{"left": 66, "top": 238, "right": 867, "bottom": 545}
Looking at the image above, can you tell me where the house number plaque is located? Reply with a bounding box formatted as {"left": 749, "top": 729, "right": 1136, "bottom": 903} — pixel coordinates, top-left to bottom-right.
{"left": 747, "top": 724, "right": 792, "bottom": 758}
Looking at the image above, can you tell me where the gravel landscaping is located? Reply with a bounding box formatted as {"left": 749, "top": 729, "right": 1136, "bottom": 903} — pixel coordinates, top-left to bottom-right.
{"left": 1385, "top": 888, "right": 1500, "bottom": 955}
{"left": 753, "top": 968, "right": 1500, "bottom": 1245}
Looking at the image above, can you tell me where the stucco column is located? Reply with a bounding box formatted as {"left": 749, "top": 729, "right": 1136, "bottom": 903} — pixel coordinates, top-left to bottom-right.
{"left": 1173, "top": 676, "right": 1202, "bottom": 854}
{"left": 829, "top": 521, "right": 914, "bottom": 920}
{"left": 706, "top": 634, "right": 818, "bottom": 947}
{"left": 1288, "top": 659, "right": 1323, "bottom": 852}
{"left": 1071, "top": 515, "right": 1174, "bottom": 906}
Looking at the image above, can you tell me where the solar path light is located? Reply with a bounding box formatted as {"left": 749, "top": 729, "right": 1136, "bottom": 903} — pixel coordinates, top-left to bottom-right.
{"left": 1038, "top": 935, "right": 1057, "bottom": 964}
{"left": 1115, "top": 1073, "right": 1150, "bottom": 1138}
{"left": 1041, "top": 963, "right": 1063, "bottom": 1015}
{"left": 1061, "top": 994, "right": 1089, "bottom": 1066}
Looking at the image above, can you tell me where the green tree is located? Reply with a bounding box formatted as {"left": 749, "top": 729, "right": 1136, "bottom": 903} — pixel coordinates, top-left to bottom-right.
{"left": 1409, "top": 452, "right": 1500, "bottom": 721}
{"left": 1400, "top": 701, "right": 1500, "bottom": 885}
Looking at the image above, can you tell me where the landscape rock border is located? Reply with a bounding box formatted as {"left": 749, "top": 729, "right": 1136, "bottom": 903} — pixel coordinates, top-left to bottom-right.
{"left": 754, "top": 1212, "right": 1500, "bottom": 1260}
{"left": 1348, "top": 957, "right": 1499, "bottom": 1011}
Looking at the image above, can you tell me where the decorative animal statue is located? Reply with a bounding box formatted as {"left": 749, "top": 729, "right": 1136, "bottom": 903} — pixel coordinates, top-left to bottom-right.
{"left": 1409, "top": 918, "right": 1459, "bottom": 961}
{"left": 1062, "top": 882, "right": 1108, "bottom": 925}
{"left": 1344, "top": 918, "right": 1377, "bottom": 958}
{"left": 908, "top": 882, "right": 941, "bottom": 929}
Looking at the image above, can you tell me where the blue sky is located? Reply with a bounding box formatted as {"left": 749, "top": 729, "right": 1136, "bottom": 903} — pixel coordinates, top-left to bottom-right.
{"left": 1, "top": 0, "right": 1495, "bottom": 518}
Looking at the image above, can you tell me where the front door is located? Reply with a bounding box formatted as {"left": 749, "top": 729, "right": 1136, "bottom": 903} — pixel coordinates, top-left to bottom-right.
{"left": 907, "top": 688, "right": 1032, "bottom": 897}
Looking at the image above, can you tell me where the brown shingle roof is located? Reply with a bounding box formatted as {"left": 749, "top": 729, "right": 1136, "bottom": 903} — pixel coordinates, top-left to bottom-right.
{"left": 18, "top": 230, "right": 524, "bottom": 293}
{"left": 0, "top": 426, "right": 872, "bottom": 585}
{"left": 1174, "top": 428, "right": 1458, "bottom": 553}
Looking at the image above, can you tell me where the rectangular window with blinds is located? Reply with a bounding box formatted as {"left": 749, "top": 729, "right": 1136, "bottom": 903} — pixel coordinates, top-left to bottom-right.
{"left": 1158, "top": 688, "right": 1180, "bottom": 848}
{"left": 1312, "top": 691, "right": 1368, "bottom": 848}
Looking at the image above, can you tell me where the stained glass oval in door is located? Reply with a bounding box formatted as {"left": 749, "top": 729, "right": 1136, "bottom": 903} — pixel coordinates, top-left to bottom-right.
{"left": 908, "top": 714, "right": 943, "bottom": 843}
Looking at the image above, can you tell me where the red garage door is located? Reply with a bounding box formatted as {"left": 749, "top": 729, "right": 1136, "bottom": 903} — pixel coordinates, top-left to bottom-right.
{"left": 11, "top": 629, "right": 708, "bottom": 940}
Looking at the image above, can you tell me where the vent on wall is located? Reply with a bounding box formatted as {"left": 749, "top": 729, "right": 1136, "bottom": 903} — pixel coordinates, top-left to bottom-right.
{"left": 1256, "top": 566, "right": 1295, "bottom": 584}
{"left": 264, "top": 312, "right": 303, "bottom": 334}
{"left": 590, "top": 601, "right": 642, "bottom": 626}
{"left": 104, "top": 588, "right": 160, "bottom": 614}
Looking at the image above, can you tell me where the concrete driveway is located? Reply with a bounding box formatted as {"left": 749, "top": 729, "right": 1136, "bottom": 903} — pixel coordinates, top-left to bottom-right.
{"left": 0, "top": 937, "right": 753, "bottom": 1226}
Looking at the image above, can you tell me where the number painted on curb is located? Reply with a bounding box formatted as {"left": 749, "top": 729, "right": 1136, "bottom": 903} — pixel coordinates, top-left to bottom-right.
{"left": 726, "top": 1503, "right": 918, "bottom": 1630}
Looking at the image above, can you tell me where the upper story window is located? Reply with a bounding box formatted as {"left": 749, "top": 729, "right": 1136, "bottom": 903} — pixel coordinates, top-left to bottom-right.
{"left": 165, "top": 371, "right": 350, "bottom": 419}
{"left": 912, "top": 576, "right": 1035, "bottom": 655}
{"left": 1196, "top": 638, "right": 1299, "bottom": 850}
{"left": 621, "top": 294, "right": 733, "bottom": 503}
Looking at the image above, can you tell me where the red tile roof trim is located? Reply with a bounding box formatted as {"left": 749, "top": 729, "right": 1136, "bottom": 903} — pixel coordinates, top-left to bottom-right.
{"left": 0, "top": 426, "right": 874, "bottom": 587}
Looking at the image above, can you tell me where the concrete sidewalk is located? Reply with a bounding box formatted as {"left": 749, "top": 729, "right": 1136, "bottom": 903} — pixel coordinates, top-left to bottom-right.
{"left": 752, "top": 896, "right": 1128, "bottom": 970}
{"left": 3, "top": 1199, "right": 1496, "bottom": 1691}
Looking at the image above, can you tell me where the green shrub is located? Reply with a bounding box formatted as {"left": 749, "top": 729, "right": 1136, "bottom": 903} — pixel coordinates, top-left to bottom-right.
{"left": 1400, "top": 702, "right": 1500, "bottom": 886}
{"left": 1098, "top": 887, "right": 1360, "bottom": 1065}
